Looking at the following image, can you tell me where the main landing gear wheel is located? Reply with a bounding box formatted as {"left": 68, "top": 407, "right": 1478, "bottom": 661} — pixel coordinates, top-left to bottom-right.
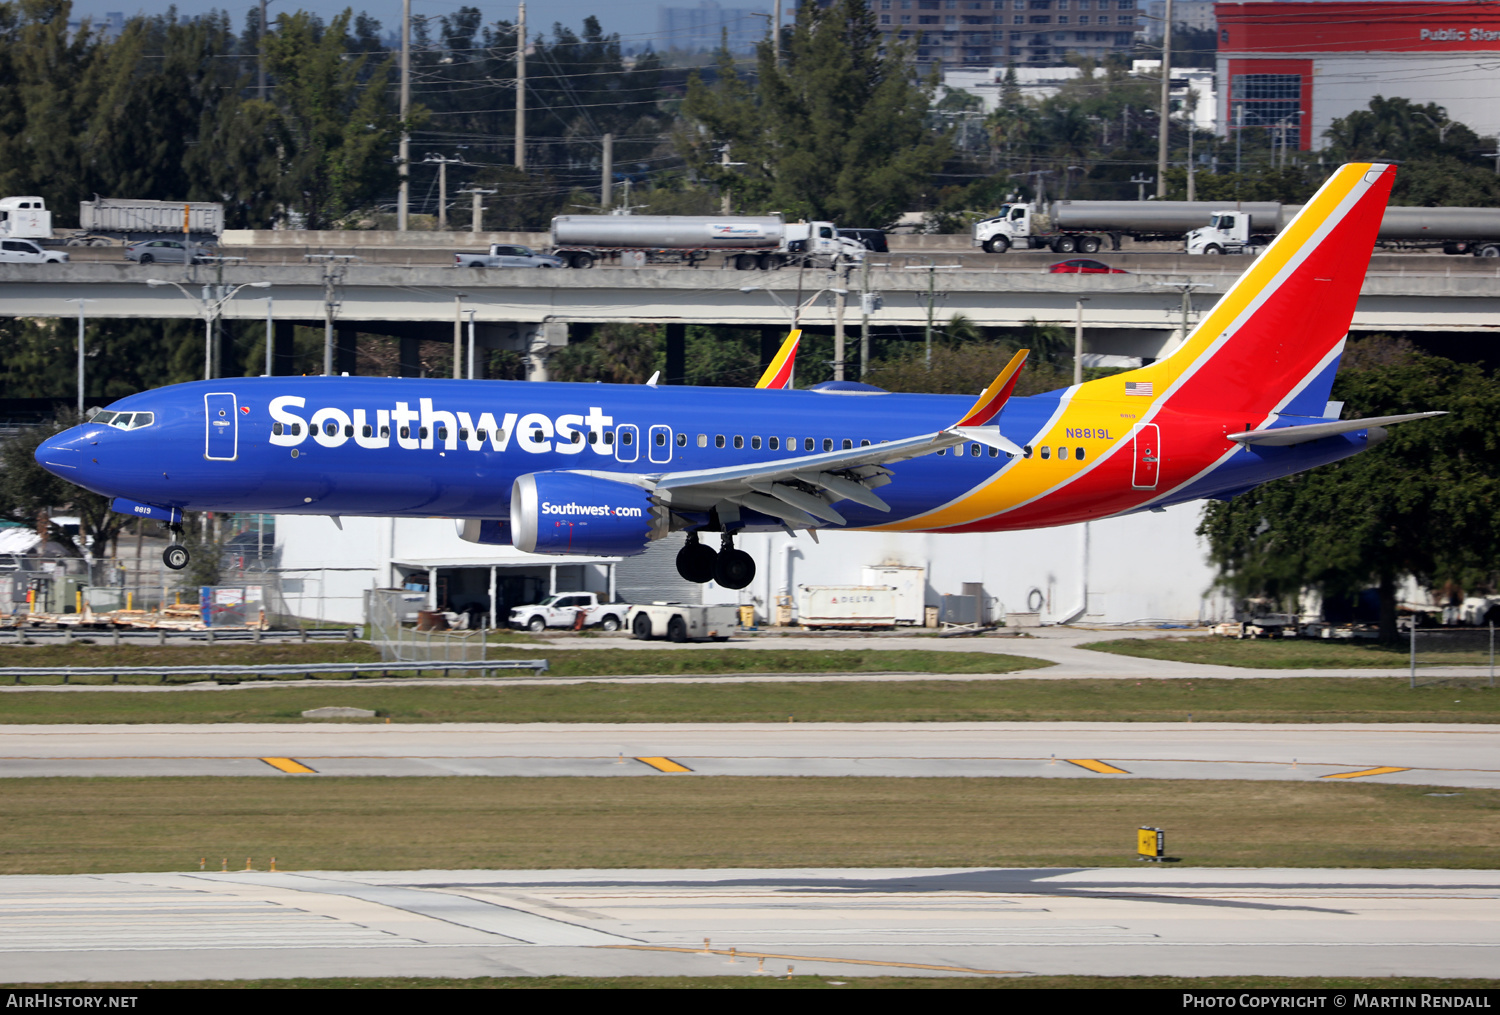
{"left": 162, "top": 544, "right": 189, "bottom": 570}
{"left": 676, "top": 533, "right": 718, "bottom": 583}
{"left": 713, "top": 534, "right": 756, "bottom": 590}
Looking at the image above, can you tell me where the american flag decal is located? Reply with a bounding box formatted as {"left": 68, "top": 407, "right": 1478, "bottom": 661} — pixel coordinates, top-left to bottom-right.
{"left": 1125, "top": 381, "right": 1154, "bottom": 397}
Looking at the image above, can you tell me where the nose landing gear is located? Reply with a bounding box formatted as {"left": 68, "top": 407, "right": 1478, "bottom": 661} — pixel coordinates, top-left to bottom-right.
{"left": 162, "top": 525, "right": 190, "bottom": 571}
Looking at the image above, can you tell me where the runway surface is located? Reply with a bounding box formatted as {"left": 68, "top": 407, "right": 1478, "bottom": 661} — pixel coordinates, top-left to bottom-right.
{"left": 4, "top": 866, "right": 1497, "bottom": 981}
{"left": 2, "top": 722, "right": 1496, "bottom": 787}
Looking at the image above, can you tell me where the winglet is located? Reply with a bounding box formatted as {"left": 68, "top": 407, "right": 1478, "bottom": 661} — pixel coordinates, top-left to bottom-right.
{"left": 755, "top": 329, "right": 801, "bottom": 389}
{"left": 951, "top": 349, "right": 1028, "bottom": 428}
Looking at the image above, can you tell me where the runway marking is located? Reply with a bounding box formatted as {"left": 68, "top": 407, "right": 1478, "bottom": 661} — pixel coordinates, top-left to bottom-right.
{"left": 600, "top": 944, "right": 1023, "bottom": 975}
{"left": 1320, "top": 766, "right": 1410, "bottom": 780}
{"left": 260, "top": 757, "right": 317, "bottom": 774}
{"left": 1065, "top": 758, "right": 1130, "bottom": 774}
{"left": 635, "top": 757, "right": 693, "bottom": 773}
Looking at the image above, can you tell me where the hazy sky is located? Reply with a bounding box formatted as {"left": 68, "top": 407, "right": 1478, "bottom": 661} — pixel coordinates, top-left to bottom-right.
{"left": 64, "top": 0, "right": 765, "bottom": 48}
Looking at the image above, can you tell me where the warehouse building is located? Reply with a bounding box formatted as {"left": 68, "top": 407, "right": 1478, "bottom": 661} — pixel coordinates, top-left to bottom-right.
{"left": 1216, "top": 1, "right": 1500, "bottom": 150}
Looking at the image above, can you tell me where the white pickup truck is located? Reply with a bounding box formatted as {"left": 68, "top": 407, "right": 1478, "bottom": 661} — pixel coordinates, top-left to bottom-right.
{"left": 454, "top": 244, "right": 567, "bottom": 269}
{"left": 509, "top": 592, "right": 627, "bottom": 633}
{"left": 627, "top": 602, "right": 740, "bottom": 642}
{"left": 0, "top": 238, "right": 68, "bottom": 263}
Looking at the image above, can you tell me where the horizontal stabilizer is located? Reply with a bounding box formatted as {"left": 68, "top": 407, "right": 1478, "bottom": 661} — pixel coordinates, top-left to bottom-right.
{"left": 951, "top": 349, "right": 1028, "bottom": 428}
{"left": 1228, "top": 412, "right": 1445, "bottom": 446}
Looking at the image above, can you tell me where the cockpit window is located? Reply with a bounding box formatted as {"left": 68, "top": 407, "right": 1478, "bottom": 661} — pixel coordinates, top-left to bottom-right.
{"left": 94, "top": 410, "right": 153, "bottom": 430}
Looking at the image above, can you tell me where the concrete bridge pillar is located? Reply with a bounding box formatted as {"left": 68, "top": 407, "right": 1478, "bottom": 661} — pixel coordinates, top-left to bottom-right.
{"left": 272, "top": 321, "right": 296, "bottom": 376}
{"left": 665, "top": 323, "right": 686, "bottom": 384}
{"left": 527, "top": 321, "right": 569, "bottom": 382}
{"left": 335, "top": 326, "right": 358, "bottom": 375}
{"left": 399, "top": 336, "right": 422, "bottom": 377}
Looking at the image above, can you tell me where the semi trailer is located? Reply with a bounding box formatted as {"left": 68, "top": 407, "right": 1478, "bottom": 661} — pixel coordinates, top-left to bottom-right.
{"left": 548, "top": 214, "right": 866, "bottom": 269}
{"left": 974, "top": 199, "right": 1500, "bottom": 257}
{"left": 0, "top": 196, "right": 224, "bottom": 247}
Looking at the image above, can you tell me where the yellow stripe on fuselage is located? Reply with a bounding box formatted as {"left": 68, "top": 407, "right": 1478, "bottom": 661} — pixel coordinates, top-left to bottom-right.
{"left": 878, "top": 164, "right": 1376, "bottom": 532}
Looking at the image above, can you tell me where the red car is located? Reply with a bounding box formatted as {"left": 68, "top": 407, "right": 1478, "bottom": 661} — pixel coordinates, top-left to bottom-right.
{"left": 1048, "top": 258, "right": 1128, "bottom": 274}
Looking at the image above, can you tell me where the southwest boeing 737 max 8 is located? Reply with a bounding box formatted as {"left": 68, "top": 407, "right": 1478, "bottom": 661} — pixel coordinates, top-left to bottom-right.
{"left": 35, "top": 162, "right": 1442, "bottom": 591}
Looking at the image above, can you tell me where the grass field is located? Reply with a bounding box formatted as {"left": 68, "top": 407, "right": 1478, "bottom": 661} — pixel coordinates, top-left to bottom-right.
{"left": 1, "top": 677, "right": 1496, "bottom": 724}
{"left": 0, "top": 644, "right": 1048, "bottom": 684}
{"left": 10, "top": 976, "right": 1498, "bottom": 989}
{"left": 3, "top": 777, "right": 1495, "bottom": 874}
{"left": 1085, "top": 637, "right": 1496, "bottom": 669}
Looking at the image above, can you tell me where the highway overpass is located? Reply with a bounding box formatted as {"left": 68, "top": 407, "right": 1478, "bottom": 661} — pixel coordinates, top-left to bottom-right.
{"left": 1, "top": 252, "right": 1496, "bottom": 379}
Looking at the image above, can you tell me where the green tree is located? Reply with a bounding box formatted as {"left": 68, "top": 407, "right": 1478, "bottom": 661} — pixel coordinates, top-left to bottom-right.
{"left": 680, "top": 0, "right": 947, "bottom": 226}
{"left": 0, "top": 416, "right": 128, "bottom": 558}
{"left": 260, "top": 10, "right": 399, "bottom": 228}
{"left": 1197, "top": 339, "right": 1500, "bottom": 639}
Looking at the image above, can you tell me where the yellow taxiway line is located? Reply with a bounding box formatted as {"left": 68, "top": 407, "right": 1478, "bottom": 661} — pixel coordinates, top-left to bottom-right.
{"left": 1065, "top": 758, "right": 1130, "bottom": 774}
{"left": 260, "top": 757, "right": 317, "bottom": 774}
{"left": 635, "top": 756, "right": 693, "bottom": 773}
{"left": 1320, "top": 766, "right": 1410, "bottom": 780}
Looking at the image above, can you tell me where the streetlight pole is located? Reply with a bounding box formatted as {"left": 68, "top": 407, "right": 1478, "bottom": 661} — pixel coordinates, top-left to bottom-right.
{"left": 466, "top": 308, "right": 478, "bottom": 379}
{"left": 64, "top": 299, "right": 93, "bottom": 418}
{"left": 398, "top": 0, "right": 411, "bottom": 231}
{"left": 262, "top": 296, "right": 274, "bottom": 376}
{"left": 1156, "top": 0, "right": 1173, "bottom": 199}
{"left": 146, "top": 280, "right": 272, "bottom": 380}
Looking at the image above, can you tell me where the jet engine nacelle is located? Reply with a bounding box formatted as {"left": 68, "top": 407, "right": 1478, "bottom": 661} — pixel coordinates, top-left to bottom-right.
{"left": 510, "top": 471, "right": 665, "bottom": 556}
{"left": 455, "top": 519, "right": 509, "bottom": 545}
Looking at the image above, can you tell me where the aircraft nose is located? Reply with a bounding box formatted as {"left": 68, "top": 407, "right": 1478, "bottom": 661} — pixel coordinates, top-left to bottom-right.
{"left": 34, "top": 427, "right": 90, "bottom": 480}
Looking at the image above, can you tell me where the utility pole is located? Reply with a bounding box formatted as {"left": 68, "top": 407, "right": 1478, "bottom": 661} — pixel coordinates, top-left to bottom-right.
{"left": 65, "top": 299, "right": 92, "bottom": 417}
{"left": 1156, "top": 0, "right": 1173, "bottom": 199}
{"left": 304, "top": 254, "right": 352, "bottom": 375}
{"left": 601, "top": 133, "right": 613, "bottom": 210}
{"left": 1131, "top": 173, "right": 1154, "bottom": 201}
{"left": 773, "top": 0, "right": 782, "bottom": 66}
{"left": 1073, "top": 297, "right": 1088, "bottom": 387}
{"left": 424, "top": 155, "right": 462, "bottom": 229}
{"left": 466, "top": 309, "right": 478, "bottom": 379}
{"left": 924, "top": 263, "right": 937, "bottom": 370}
{"left": 398, "top": 0, "right": 410, "bottom": 231}
{"left": 258, "top": 0, "right": 269, "bottom": 99}
{"left": 460, "top": 188, "right": 497, "bottom": 233}
{"left": 859, "top": 255, "right": 871, "bottom": 381}
{"left": 453, "top": 294, "right": 467, "bottom": 379}
{"left": 262, "top": 296, "right": 274, "bottom": 376}
{"left": 1235, "top": 102, "right": 1244, "bottom": 177}
{"left": 832, "top": 267, "right": 849, "bottom": 382}
{"left": 515, "top": 3, "right": 526, "bottom": 171}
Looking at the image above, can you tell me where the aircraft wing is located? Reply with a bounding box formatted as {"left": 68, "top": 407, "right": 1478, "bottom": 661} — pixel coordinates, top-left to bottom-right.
{"left": 1228, "top": 412, "right": 1445, "bottom": 446}
{"left": 643, "top": 350, "right": 1031, "bottom": 527}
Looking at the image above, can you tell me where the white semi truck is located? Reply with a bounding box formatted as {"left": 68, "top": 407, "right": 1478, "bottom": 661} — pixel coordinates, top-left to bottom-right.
{"left": 0, "top": 196, "right": 224, "bottom": 247}
{"left": 548, "top": 214, "right": 866, "bottom": 269}
{"left": 975, "top": 198, "right": 1500, "bottom": 258}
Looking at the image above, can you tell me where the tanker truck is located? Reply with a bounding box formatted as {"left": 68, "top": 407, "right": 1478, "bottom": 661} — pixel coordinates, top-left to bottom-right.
{"left": 1186, "top": 204, "right": 1500, "bottom": 256}
{"left": 972, "top": 196, "right": 1500, "bottom": 257}
{"left": 548, "top": 214, "right": 865, "bottom": 269}
{"left": 973, "top": 200, "right": 1283, "bottom": 254}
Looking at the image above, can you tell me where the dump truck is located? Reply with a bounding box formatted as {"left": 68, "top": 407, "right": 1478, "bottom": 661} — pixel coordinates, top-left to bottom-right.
{"left": 0, "top": 196, "right": 224, "bottom": 247}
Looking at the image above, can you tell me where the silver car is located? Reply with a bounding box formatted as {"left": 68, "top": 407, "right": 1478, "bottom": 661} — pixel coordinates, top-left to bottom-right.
{"left": 124, "top": 239, "right": 206, "bottom": 264}
{"left": 455, "top": 244, "right": 566, "bottom": 269}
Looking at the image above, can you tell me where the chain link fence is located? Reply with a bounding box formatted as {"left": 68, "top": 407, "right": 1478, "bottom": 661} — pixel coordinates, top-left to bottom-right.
{"left": 1408, "top": 624, "right": 1497, "bottom": 688}
{"left": 366, "top": 588, "right": 500, "bottom": 663}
